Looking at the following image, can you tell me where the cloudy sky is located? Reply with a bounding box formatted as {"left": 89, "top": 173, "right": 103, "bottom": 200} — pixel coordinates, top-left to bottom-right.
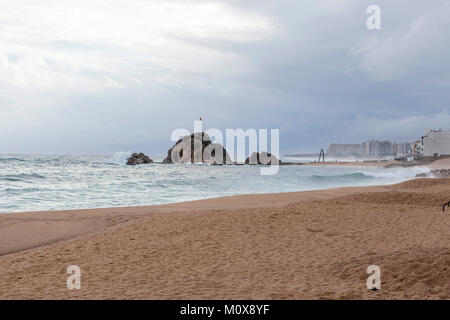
{"left": 1, "top": 0, "right": 449, "bottom": 155}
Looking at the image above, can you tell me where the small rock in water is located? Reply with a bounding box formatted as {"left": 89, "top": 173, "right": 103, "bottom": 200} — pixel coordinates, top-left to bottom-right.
{"left": 245, "top": 152, "right": 281, "bottom": 165}
{"left": 127, "top": 153, "right": 153, "bottom": 165}
{"left": 415, "top": 173, "right": 428, "bottom": 177}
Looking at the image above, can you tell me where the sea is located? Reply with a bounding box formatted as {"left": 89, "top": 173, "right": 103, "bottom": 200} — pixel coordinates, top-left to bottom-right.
{"left": 0, "top": 152, "right": 430, "bottom": 213}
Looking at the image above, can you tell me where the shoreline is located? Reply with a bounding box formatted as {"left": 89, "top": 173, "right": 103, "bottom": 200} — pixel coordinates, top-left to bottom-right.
{"left": 0, "top": 184, "right": 387, "bottom": 256}
{"left": 292, "top": 158, "right": 450, "bottom": 168}
{"left": 1, "top": 158, "right": 448, "bottom": 255}
{"left": 1, "top": 177, "right": 449, "bottom": 299}
{"left": 2, "top": 158, "right": 440, "bottom": 216}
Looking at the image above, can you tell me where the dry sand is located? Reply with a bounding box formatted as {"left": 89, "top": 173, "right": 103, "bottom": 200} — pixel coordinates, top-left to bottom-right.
{"left": 0, "top": 179, "right": 449, "bottom": 299}
{"left": 425, "top": 158, "right": 450, "bottom": 169}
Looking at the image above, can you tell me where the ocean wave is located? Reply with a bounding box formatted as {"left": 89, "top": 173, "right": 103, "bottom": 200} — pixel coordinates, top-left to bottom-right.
{"left": 2, "top": 187, "right": 42, "bottom": 194}
{"left": 1, "top": 154, "right": 430, "bottom": 213}
{"left": 310, "top": 172, "right": 375, "bottom": 182}
{"left": 0, "top": 157, "right": 26, "bottom": 162}
{"left": 0, "top": 173, "right": 46, "bottom": 182}
{"left": 107, "top": 151, "right": 131, "bottom": 166}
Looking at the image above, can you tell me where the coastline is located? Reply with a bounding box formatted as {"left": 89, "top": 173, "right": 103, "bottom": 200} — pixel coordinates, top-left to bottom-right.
{"left": 3, "top": 0, "right": 449, "bottom": 304}
{"left": 297, "top": 157, "right": 450, "bottom": 169}
{"left": 0, "top": 185, "right": 387, "bottom": 256}
{"left": 1, "top": 175, "right": 449, "bottom": 299}
{"left": 0, "top": 158, "right": 441, "bottom": 256}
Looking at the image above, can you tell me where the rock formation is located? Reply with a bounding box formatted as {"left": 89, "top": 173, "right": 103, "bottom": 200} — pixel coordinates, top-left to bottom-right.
{"left": 162, "top": 132, "right": 232, "bottom": 164}
{"left": 245, "top": 152, "right": 281, "bottom": 165}
{"left": 416, "top": 169, "right": 450, "bottom": 178}
{"left": 430, "top": 169, "right": 450, "bottom": 177}
{"left": 127, "top": 153, "right": 153, "bottom": 165}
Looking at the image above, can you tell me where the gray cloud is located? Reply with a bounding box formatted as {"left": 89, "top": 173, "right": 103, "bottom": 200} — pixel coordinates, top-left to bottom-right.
{"left": 1, "top": 0, "right": 449, "bottom": 155}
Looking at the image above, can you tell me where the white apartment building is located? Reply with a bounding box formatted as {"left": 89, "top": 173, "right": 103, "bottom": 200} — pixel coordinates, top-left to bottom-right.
{"left": 420, "top": 130, "right": 450, "bottom": 157}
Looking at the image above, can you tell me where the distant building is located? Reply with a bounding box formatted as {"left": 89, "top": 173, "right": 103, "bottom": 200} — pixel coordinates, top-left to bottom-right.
{"left": 420, "top": 130, "right": 450, "bottom": 157}
{"left": 361, "top": 141, "right": 371, "bottom": 157}
{"left": 361, "top": 140, "right": 393, "bottom": 157}
{"left": 392, "top": 143, "right": 399, "bottom": 156}
{"left": 398, "top": 142, "right": 411, "bottom": 155}
{"left": 392, "top": 142, "right": 412, "bottom": 158}
{"left": 378, "top": 140, "right": 392, "bottom": 156}
{"left": 327, "top": 143, "right": 363, "bottom": 157}
{"left": 328, "top": 140, "right": 410, "bottom": 158}
{"left": 411, "top": 140, "right": 421, "bottom": 156}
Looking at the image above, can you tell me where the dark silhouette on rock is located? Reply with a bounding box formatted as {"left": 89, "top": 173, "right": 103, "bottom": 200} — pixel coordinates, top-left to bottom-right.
{"left": 127, "top": 153, "right": 153, "bottom": 165}
{"left": 245, "top": 152, "right": 281, "bottom": 165}
{"left": 162, "top": 132, "right": 232, "bottom": 164}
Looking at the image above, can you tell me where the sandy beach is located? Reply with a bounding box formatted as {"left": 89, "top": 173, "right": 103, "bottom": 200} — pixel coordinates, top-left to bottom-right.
{"left": 1, "top": 164, "right": 449, "bottom": 300}
{"left": 3, "top": 0, "right": 450, "bottom": 305}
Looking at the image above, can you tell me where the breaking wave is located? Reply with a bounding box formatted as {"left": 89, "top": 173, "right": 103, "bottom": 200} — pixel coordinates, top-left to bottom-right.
{"left": 0, "top": 153, "right": 433, "bottom": 213}
{"left": 108, "top": 151, "right": 131, "bottom": 166}
{"left": 310, "top": 172, "right": 375, "bottom": 182}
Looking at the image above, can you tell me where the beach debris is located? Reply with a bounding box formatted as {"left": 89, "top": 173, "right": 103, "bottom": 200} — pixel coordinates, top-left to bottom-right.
{"left": 415, "top": 173, "right": 428, "bottom": 178}
{"left": 162, "top": 132, "right": 232, "bottom": 164}
{"left": 245, "top": 152, "right": 281, "bottom": 165}
{"left": 443, "top": 201, "right": 450, "bottom": 212}
{"left": 126, "top": 153, "right": 153, "bottom": 165}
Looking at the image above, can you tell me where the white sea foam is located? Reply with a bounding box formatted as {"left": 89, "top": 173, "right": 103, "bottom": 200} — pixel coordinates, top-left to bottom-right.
{"left": 109, "top": 151, "right": 131, "bottom": 166}
{"left": 0, "top": 154, "right": 437, "bottom": 213}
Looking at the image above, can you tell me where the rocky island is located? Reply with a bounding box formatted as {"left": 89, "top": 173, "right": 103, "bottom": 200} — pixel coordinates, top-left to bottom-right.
{"left": 245, "top": 151, "right": 281, "bottom": 165}
{"left": 162, "top": 132, "right": 232, "bottom": 165}
{"left": 127, "top": 153, "right": 153, "bottom": 165}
